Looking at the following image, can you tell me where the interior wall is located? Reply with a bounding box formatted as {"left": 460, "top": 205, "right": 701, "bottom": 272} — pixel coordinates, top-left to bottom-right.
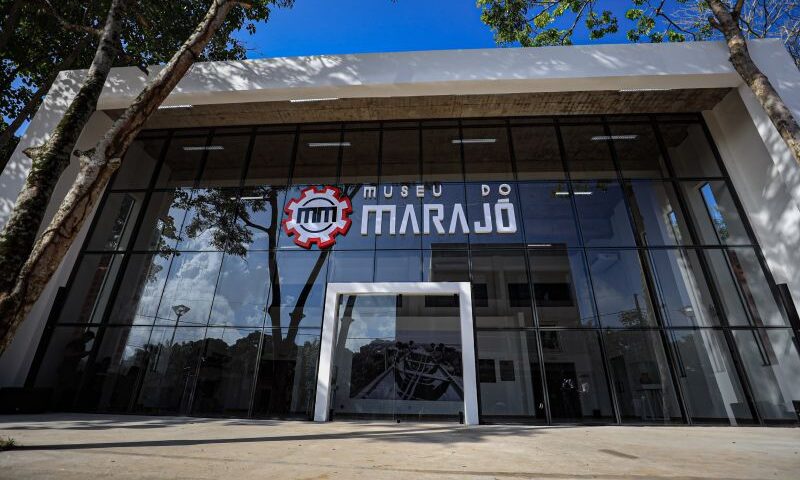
{"left": 703, "top": 90, "right": 800, "bottom": 306}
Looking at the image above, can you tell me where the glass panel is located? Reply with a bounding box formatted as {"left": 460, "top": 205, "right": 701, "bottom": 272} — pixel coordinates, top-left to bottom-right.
{"left": 471, "top": 250, "right": 533, "bottom": 328}
{"left": 328, "top": 250, "right": 375, "bottom": 283}
{"left": 112, "top": 137, "right": 164, "bottom": 189}
{"left": 466, "top": 182, "right": 523, "bottom": 246}
{"left": 208, "top": 252, "right": 270, "bottom": 327}
{"left": 422, "top": 183, "right": 468, "bottom": 249}
{"left": 253, "top": 328, "right": 320, "bottom": 418}
{"left": 561, "top": 124, "right": 616, "bottom": 179}
{"left": 332, "top": 294, "right": 463, "bottom": 420}
{"left": 462, "top": 126, "right": 512, "bottom": 181}
{"left": 293, "top": 132, "right": 340, "bottom": 185}
{"left": 560, "top": 116, "right": 602, "bottom": 124}
{"left": 276, "top": 185, "right": 310, "bottom": 251}
{"left": 381, "top": 128, "right": 420, "bottom": 183}
{"left": 154, "top": 252, "right": 223, "bottom": 327}
{"left": 175, "top": 188, "right": 240, "bottom": 252}
{"left": 627, "top": 181, "right": 692, "bottom": 246}
{"left": 268, "top": 250, "right": 330, "bottom": 328}
{"left": 76, "top": 326, "right": 153, "bottom": 412}
{"left": 245, "top": 134, "right": 294, "bottom": 186}
{"left": 155, "top": 136, "right": 209, "bottom": 188}
{"left": 733, "top": 329, "right": 800, "bottom": 422}
{"left": 608, "top": 123, "right": 668, "bottom": 178}
{"left": 680, "top": 180, "right": 751, "bottom": 245}
{"left": 604, "top": 330, "right": 683, "bottom": 423}
{"left": 529, "top": 248, "right": 596, "bottom": 327}
{"left": 233, "top": 186, "right": 286, "bottom": 251}
{"left": 705, "top": 248, "right": 788, "bottom": 327}
{"left": 57, "top": 254, "right": 122, "bottom": 324}
{"left": 668, "top": 329, "right": 753, "bottom": 424}
{"left": 477, "top": 331, "right": 545, "bottom": 421}
{"left": 374, "top": 250, "right": 422, "bottom": 282}
{"left": 540, "top": 330, "right": 614, "bottom": 422}
{"left": 107, "top": 253, "right": 171, "bottom": 326}
{"left": 658, "top": 123, "right": 722, "bottom": 177}
{"left": 328, "top": 184, "right": 374, "bottom": 250}
{"left": 422, "top": 127, "right": 462, "bottom": 182}
{"left": 134, "top": 326, "right": 204, "bottom": 414}
{"left": 34, "top": 326, "right": 98, "bottom": 410}
{"left": 134, "top": 189, "right": 191, "bottom": 251}
{"left": 423, "top": 249, "right": 469, "bottom": 282}
{"left": 586, "top": 249, "right": 657, "bottom": 328}
{"left": 339, "top": 130, "right": 379, "bottom": 183}
{"left": 374, "top": 183, "right": 422, "bottom": 250}
{"left": 647, "top": 249, "right": 719, "bottom": 327}
{"left": 197, "top": 134, "right": 249, "bottom": 187}
{"left": 191, "top": 327, "right": 261, "bottom": 416}
{"left": 174, "top": 128, "right": 211, "bottom": 137}
{"left": 86, "top": 192, "right": 145, "bottom": 251}
{"left": 573, "top": 181, "right": 636, "bottom": 247}
{"left": 511, "top": 125, "right": 564, "bottom": 180}
{"left": 518, "top": 182, "right": 579, "bottom": 247}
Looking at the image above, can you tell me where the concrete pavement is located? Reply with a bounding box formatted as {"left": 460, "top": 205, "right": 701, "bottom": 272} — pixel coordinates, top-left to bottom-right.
{"left": 0, "top": 414, "right": 798, "bottom": 479}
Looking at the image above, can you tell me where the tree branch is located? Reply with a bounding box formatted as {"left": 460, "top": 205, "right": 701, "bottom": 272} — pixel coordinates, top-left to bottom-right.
{"left": 0, "top": 37, "right": 89, "bottom": 168}
{"left": 733, "top": 0, "right": 746, "bottom": 18}
{"left": 0, "top": 0, "right": 24, "bottom": 52}
{"left": 0, "top": 0, "right": 128, "bottom": 350}
{"left": 33, "top": 0, "right": 103, "bottom": 37}
{"left": 647, "top": 0, "right": 700, "bottom": 41}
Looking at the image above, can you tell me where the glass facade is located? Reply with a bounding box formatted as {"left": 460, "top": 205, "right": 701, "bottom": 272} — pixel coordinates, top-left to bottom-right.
{"left": 30, "top": 114, "right": 800, "bottom": 425}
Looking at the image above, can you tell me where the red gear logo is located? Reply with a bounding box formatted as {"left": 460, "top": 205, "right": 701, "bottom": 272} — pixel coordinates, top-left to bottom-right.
{"left": 282, "top": 186, "right": 352, "bottom": 249}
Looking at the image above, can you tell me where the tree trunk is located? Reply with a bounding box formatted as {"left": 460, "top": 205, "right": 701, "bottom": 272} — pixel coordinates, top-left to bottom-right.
{"left": 0, "top": 0, "right": 123, "bottom": 298}
{"left": 708, "top": 0, "right": 800, "bottom": 167}
{"left": 0, "top": 0, "right": 247, "bottom": 355}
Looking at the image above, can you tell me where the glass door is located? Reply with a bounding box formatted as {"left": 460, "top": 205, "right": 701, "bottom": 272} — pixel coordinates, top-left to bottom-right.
{"left": 330, "top": 293, "right": 464, "bottom": 421}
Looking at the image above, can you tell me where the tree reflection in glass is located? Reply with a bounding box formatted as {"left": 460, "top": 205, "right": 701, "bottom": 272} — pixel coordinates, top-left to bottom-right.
{"left": 127, "top": 185, "right": 361, "bottom": 416}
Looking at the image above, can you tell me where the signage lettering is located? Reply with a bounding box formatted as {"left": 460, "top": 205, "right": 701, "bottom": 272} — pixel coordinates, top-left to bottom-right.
{"left": 284, "top": 183, "right": 517, "bottom": 249}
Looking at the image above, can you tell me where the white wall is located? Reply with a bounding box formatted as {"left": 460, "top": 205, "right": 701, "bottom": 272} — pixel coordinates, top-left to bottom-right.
{"left": 704, "top": 91, "right": 800, "bottom": 302}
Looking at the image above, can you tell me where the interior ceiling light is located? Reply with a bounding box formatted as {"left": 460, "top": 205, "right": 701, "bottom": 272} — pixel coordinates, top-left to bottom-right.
{"left": 452, "top": 138, "right": 496, "bottom": 144}
{"left": 158, "top": 104, "right": 193, "bottom": 109}
{"left": 289, "top": 97, "right": 340, "bottom": 103}
{"left": 308, "top": 142, "right": 351, "bottom": 147}
{"left": 182, "top": 145, "right": 224, "bottom": 151}
{"left": 239, "top": 196, "right": 264, "bottom": 201}
{"left": 527, "top": 243, "right": 553, "bottom": 248}
{"left": 618, "top": 88, "right": 671, "bottom": 93}
{"left": 555, "top": 191, "right": 593, "bottom": 196}
{"left": 591, "top": 135, "right": 639, "bottom": 141}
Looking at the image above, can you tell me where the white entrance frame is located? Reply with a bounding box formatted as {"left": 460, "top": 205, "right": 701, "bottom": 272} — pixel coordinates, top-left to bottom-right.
{"left": 314, "top": 282, "right": 478, "bottom": 425}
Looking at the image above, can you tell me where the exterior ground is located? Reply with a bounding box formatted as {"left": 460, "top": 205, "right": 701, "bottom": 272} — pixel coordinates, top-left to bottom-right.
{"left": 0, "top": 414, "right": 798, "bottom": 479}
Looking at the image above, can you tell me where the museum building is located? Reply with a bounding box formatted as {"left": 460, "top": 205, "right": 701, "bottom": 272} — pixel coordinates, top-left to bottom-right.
{"left": 0, "top": 40, "right": 799, "bottom": 426}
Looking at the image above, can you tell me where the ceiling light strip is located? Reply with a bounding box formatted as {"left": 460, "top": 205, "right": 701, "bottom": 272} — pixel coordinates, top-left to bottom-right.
{"left": 591, "top": 135, "right": 639, "bottom": 141}
{"left": 452, "top": 138, "right": 497, "bottom": 144}
{"left": 289, "top": 97, "right": 340, "bottom": 103}
{"left": 308, "top": 142, "right": 351, "bottom": 147}
{"left": 158, "top": 104, "right": 193, "bottom": 109}
{"left": 183, "top": 146, "right": 224, "bottom": 151}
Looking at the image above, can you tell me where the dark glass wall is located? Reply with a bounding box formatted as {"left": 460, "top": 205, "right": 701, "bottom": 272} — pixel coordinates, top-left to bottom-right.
{"left": 30, "top": 115, "right": 800, "bottom": 425}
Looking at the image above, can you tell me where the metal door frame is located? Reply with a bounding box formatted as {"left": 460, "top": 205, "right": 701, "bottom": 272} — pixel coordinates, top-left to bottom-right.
{"left": 314, "top": 282, "right": 478, "bottom": 425}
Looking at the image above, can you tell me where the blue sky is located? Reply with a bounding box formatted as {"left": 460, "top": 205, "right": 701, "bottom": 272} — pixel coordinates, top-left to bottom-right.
{"left": 237, "top": 0, "right": 632, "bottom": 59}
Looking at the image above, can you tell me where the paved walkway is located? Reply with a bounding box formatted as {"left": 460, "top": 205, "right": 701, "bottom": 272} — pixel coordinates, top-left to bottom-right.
{"left": 0, "top": 414, "right": 798, "bottom": 479}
